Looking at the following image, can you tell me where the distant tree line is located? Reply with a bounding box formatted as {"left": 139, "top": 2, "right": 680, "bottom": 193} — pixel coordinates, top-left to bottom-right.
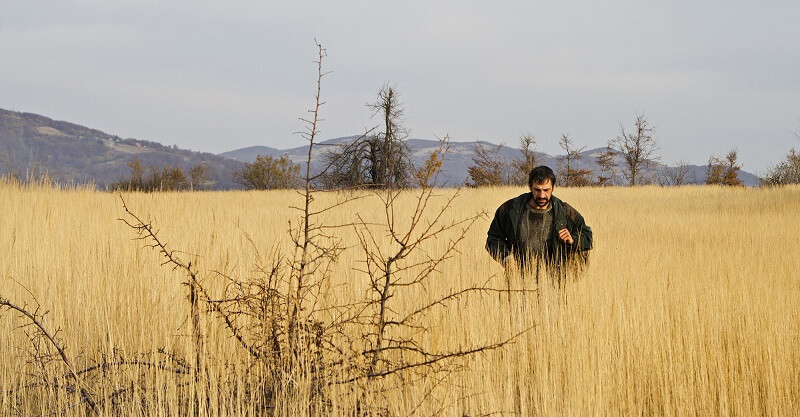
{"left": 110, "top": 158, "right": 212, "bottom": 192}
{"left": 465, "top": 114, "right": 661, "bottom": 187}
{"left": 465, "top": 113, "right": 757, "bottom": 188}
{"left": 108, "top": 99, "right": 800, "bottom": 191}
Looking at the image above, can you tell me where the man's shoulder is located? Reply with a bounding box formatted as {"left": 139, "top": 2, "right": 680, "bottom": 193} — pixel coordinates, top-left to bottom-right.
{"left": 553, "top": 196, "right": 584, "bottom": 220}
{"left": 507, "top": 192, "right": 531, "bottom": 208}
{"left": 495, "top": 192, "right": 530, "bottom": 215}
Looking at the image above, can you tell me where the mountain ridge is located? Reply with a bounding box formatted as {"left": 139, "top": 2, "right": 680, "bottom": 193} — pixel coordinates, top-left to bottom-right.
{"left": 0, "top": 108, "right": 760, "bottom": 188}
{"left": 0, "top": 108, "right": 244, "bottom": 189}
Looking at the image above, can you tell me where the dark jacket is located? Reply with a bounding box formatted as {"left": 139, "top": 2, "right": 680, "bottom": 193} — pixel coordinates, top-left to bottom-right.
{"left": 486, "top": 193, "right": 592, "bottom": 267}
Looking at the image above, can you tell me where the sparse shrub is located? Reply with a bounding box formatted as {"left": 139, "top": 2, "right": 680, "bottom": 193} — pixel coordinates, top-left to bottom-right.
{"left": 467, "top": 142, "right": 512, "bottom": 186}
{"left": 659, "top": 160, "right": 696, "bottom": 186}
{"left": 413, "top": 138, "right": 447, "bottom": 188}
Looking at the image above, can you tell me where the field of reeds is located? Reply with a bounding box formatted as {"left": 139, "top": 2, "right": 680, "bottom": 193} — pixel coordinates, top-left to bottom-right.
{"left": 1, "top": 180, "right": 799, "bottom": 416}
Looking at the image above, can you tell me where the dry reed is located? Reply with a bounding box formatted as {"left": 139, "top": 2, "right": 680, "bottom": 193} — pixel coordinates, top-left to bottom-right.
{"left": 1, "top": 182, "right": 798, "bottom": 416}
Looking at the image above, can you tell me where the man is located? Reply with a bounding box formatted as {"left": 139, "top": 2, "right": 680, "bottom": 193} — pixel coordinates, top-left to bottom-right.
{"left": 486, "top": 166, "right": 592, "bottom": 276}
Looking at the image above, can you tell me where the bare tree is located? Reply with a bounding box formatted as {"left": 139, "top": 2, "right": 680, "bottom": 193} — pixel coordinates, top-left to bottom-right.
{"left": 594, "top": 145, "right": 618, "bottom": 186}
{"left": 117, "top": 41, "right": 342, "bottom": 414}
{"left": 557, "top": 133, "right": 592, "bottom": 187}
{"left": 610, "top": 113, "right": 660, "bottom": 186}
{"left": 368, "top": 85, "right": 410, "bottom": 186}
{"left": 320, "top": 85, "right": 411, "bottom": 189}
{"left": 511, "top": 133, "right": 538, "bottom": 185}
{"left": 660, "top": 160, "right": 695, "bottom": 186}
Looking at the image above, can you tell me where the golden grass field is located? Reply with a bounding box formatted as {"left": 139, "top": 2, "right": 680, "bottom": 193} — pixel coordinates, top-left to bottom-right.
{"left": 1, "top": 181, "right": 799, "bottom": 416}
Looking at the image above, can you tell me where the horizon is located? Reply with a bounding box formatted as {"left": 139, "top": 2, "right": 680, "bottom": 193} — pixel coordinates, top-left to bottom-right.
{"left": 0, "top": 105, "right": 777, "bottom": 177}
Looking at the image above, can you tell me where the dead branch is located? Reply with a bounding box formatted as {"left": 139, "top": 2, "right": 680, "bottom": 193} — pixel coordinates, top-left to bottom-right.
{"left": 0, "top": 296, "right": 98, "bottom": 414}
{"left": 118, "top": 195, "right": 206, "bottom": 376}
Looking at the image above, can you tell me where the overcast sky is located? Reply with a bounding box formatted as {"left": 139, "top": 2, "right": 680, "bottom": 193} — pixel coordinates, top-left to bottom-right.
{"left": 2, "top": 0, "right": 799, "bottom": 172}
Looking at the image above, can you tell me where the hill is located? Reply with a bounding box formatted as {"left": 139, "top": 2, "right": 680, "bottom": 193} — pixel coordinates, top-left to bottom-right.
{"left": 0, "top": 108, "right": 760, "bottom": 189}
{"left": 0, "top": 109, "right": 244, "bottom": 189}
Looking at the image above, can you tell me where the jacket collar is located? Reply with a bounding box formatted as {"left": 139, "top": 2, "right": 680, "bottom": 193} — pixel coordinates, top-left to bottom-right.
{"left": 510, "top": 192, "right": 564, "bottom": 234}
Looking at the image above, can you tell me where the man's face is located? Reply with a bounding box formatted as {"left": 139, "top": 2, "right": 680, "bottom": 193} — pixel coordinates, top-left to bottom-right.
{"left": 529, "top": 180, "right": 553, "bottom": 209}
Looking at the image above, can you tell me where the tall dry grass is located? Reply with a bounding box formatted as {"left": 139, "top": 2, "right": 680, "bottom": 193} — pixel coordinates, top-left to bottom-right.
{"left": 1, "top": 181, "right": 799, "bottom": 416}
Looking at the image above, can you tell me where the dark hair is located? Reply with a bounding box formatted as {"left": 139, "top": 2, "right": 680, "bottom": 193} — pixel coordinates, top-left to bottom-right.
{"left": 528, "top": 166, "right": 556, "bottom": 187}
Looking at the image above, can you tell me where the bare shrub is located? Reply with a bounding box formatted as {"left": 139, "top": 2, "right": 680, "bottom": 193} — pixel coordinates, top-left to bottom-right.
{"left": 557, "top": 133, "right": 593, "bottom": 187}
{"left": 413, "top": 136, "right": 448, "bottom": 188}
{"left": 467, "top": 142, "right": 512, "bottom": 186}
{"left": 660, "top": 160, "right": 696, "bottom": 186}
{"left": 610, "top": 113, "right": 660, "bottom": 186}
{"left": 352, "top": 145, "right": 520, "bottom": 389}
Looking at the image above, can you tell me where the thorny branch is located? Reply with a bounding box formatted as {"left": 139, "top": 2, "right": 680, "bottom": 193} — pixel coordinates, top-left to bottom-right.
{"left": 350, "top": 138, "right": 526, "bottom": 386}
{"left": 0, "top": 296, "right": 99, "bottom": 414}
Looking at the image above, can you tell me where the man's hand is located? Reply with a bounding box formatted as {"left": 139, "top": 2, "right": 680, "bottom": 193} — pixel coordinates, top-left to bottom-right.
{"left": 557, "top": 228, "right": 574, "bottom": 245}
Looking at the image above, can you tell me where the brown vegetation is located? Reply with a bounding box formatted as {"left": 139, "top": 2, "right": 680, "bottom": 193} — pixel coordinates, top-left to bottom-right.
{"left": 232, "top": 154, "right": 301, "bottom": 190}
{"left": 0, "top": 44, "right": 518, "bottom": 416}
{"left": 706, "top": 149, "right": 743, "bottom": 186}
{"left": 762, "top": 148, "right": 800, "bottom": 185}
{"left": 2, "top": 181, "right": 799, "bottom": 415}
{"left": 110, "top": 157, "right": 212, "bottom": 191}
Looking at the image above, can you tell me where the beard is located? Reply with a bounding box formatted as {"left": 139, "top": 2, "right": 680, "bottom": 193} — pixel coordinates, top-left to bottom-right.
{"left": 533, "top": 197, "right": 549, "bottom": 208}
